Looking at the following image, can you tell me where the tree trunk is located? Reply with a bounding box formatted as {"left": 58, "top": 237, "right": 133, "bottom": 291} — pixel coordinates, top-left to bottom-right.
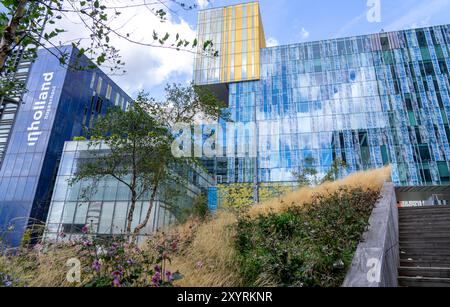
{"left": 133, "top": 183, "right": 159, "bottom": 237}
{"left": 0, "top": 0, "right": 28, "bottom": 74}
{"left": 126, "top": 190, "right": 137, "bottom": 240}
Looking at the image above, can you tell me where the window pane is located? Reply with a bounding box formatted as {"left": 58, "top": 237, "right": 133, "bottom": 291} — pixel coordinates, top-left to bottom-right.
{"left": 99, "top": 202, "right": 115, "bottom": 234}
{"left": 112, "top": 202, "right": 128, "bottom": 234}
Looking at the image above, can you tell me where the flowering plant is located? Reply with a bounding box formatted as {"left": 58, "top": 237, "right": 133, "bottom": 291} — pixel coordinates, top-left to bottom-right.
{"left": 71, "top": 226, "right": 183, "bottom": 287}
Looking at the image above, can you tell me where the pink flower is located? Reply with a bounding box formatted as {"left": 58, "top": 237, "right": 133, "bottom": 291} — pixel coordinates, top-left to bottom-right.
{"left": 165, "top": 271, "right": 173, "bottom": 282}
{"left": 112, "top": 277, "right": 121, "bottom": 287}
{"left": 81, "top": 225, "right": 89, "bottom": 234}
{"left": 171, "top": 241, "right": 178, "bottom": 252}
{"left": 196, "top": 261, "right": 204, "bottom": 269}
{"left": 92, "top": 260, "right": 101, "bottom": 272}
{"left": 151, "top": 272, "right": 161, "bottom": 286}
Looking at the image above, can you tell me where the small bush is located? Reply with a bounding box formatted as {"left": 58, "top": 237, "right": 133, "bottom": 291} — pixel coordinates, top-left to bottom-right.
{"left": 73, "top": 136, "right": 87, "bottom": 141}
{"left": 235, "top": 187, "right": 380, "bottom": 287}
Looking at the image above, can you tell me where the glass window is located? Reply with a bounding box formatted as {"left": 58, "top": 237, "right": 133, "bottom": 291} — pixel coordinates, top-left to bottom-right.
{"left": 130, "top": 202, "right": 143, "bottom": 232}
{"left": 103, "top": 179, "right": 118, "bottom": 201}
{"left": 106, "top": 84, "right": 112, "bottom": 100}
{"left": 96, "top": 76, "right": 103, "bottom": 94}
{"left": 48, "top": 202, "right": 64, "bottom": 224}
{"left": 99, "top": 202, "right": 115, "bottom": 234}
{"left": 90, "top": 72, "right": 97, "bottom": 89}
{"left": 73, "top": 202, "right": 88, "bottom": 225}
{"left": 61, "top": 202, "right": 76, "bottom": 226}
{"left": 112, "top": 202, "right": 128, "bottom": 234}
{"left": 53, "top": 177, "right": 69, "bottom": 201}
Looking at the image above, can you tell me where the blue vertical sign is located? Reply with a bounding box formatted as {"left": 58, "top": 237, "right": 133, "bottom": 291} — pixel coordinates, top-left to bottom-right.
{"left": 207, "top": 187, "right": 218, "bottom": 212}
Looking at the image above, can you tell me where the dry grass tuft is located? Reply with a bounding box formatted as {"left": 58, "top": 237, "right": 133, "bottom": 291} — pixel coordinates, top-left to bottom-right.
{"left": 248, "top": 166, "right": 392, "bottom": 218}
{"left": 168, "top": 212, "right": 243, "bottom": 287}
{"left": 0, "top": 245, "right": 80, "bottom": 287}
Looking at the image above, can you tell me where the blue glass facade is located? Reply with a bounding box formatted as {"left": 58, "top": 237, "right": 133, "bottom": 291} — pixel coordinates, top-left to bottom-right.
{"left": 0, "top": 46, "right": 131, "bottom": 247}
{"left": 204, "top": 24, "right": 450, "bottom": 188}
{"left": 193, "top": 4, "right": 450, "bottom": 193}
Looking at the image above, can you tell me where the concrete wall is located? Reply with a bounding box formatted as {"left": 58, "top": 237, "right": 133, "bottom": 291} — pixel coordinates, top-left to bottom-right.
{"left": 343, "top": 183, "right": 399, "bottom": 287}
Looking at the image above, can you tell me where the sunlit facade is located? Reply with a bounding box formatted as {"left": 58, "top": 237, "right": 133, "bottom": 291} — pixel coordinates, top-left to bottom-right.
{"left": 194, "top": 1, "right": 266, "bottom": 85}
{"left": 194, "top": 3, "right": 450, "bottom": 187}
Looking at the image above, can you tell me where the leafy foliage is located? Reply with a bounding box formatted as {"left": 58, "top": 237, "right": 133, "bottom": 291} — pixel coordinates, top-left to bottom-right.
{"left": 70, "top": 84, "right": 225, "bottom": 239}
{"left": 235, "top": 187, "right": 380, "bottom": 287}
{"left": 70, "top": 96, "right": 177, "bottom": 238}
{"left": 76, "top": 230, "right": 182, "bottom": 287}
{"left": 217, "top": 183, "right": 294, "bottom": 211}
{"left": 0, "top": 228, "right": 183, "bottom": 287}
{"left": 293, "top": 158, "right": 348, "bottom": 187}
{"left": 0, "top": 0, "right": 217, "bottom": 96}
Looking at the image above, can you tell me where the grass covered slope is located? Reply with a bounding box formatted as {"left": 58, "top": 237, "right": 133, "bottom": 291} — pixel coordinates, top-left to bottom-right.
{"left": 249, "top": 166, "right": 391, "bottom": 218}
{"left": 0, "top": 167, "right": 391, "bottom": 287}
{"left": 236, "top": 187, "right": 380, "bottom": 287}
{"left": 170, "top": 167, "right": 391, "bottom": 287}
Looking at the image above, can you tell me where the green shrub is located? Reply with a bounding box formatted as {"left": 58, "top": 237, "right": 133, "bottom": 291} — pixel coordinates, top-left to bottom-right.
{"left": 73, "top": 136, "right": 87, "bottom": 141}
{"left": 191, "top": 193, "right": 209, "bottom": 221}
{"left": 235, "top": 187, "right": 380, "bottom": 287}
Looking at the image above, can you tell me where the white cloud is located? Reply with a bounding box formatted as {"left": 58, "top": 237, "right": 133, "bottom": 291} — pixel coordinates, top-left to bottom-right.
{"left": 196, "top": 0, "right": 210, "bottom": 9}
{"left": 266, "top": 37, "right": 279, "bottom": 47}
{"left": 333, "top": 11, "right": 366, "bottom": 38}
{"left": 46, "top": 0, "right": 198, "bottom": 98}
{"left": 300, "top": 27, "right": 310, "bottom": 40}
{"left": 385, "top": 0, "right": 450, "bottom": 31}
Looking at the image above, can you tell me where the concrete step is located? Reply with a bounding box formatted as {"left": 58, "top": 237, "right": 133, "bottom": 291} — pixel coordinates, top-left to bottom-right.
{"left": 400, "top": 208, "right": 450, "bottom": 212}
{"left": 400, "top": 258, "right": 450, "bottom": 265}
{"left": 400, "top": 233, "right": 450, "bottom": 240}
{"left": 400, "top": 215, "right": 450, "bottom": 220}
{"left": 399, "top": 206, "right": 450, "bottom": 212}
{"left": 400, "top": 242, "right": 450, "bottom": 249}
{"left": 400, "top": 233, "right": 450, "bottom": 238}
{"left": 400, "top": 227, "right": 450, "bottom": 233}
{"left": 399, "top": 217, "right": 450, "bottom": 222}
{"left": 399, "top": 239, "right": 450, "bottom": 245}
{"left": 399, "top": 215, "right": 450, "bottom": 224}
{"left": 400, "top": 250, "right": 450, "bottom": 257}
{"left": 398, "top": 276, "right": 450, "bottom": 287}
{"left": 398, "top": 267, "right": 450, "bottom": 278}
{"left": 401, "top": 259, "right": 450, "bottom": 268}
{"left": 400, "top": 248, "right": 450, "bottom": 254}
{"left": 400, "top": 221, "right": 450, "bottom": 226}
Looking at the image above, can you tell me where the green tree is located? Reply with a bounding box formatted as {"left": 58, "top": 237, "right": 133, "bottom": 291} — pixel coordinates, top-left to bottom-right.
{"left": 70, "top": 84, "right": 224, "bottom": 239}
{"left": 321, "top": 158, "right": 347, "bottom": 184}
{"left": 293, "top": 157, "right": 348, "bottom": 187}
{"left": 292, "top": 156, "right": 319, "bottom": 187}
{"left": 70, "top": 97, "right": 175, "bottom": 238}
{"left": 0, "top": 0, "right": 216, "bottom": 96}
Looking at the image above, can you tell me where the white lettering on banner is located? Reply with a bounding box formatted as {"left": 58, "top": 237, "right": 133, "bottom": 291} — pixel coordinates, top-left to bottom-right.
{"left": 27, "top": 72, "right": 54, "bottom": 146}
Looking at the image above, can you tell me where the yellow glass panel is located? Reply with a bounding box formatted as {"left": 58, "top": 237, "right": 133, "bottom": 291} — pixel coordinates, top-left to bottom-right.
{"left": 226, "top": 6, "right": 232, "bottom": 82}
{"left": 194, "top": 2, "right": 265, "bottom": 84}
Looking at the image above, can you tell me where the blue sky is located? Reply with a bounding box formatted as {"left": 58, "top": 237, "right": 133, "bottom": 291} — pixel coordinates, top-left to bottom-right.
{"left": 2, "top": 0, "right": 450, "bottom": 99}
{"left": 142, "top": 0, "right": 450, "bottom": 99}
{"left": 187, "top": 0, "right": 450, "bottom": 45}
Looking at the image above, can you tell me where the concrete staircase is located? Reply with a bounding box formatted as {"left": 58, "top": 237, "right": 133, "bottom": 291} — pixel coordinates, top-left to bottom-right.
{"left": 398, "top": 206, "right": 450, "bottom": 287}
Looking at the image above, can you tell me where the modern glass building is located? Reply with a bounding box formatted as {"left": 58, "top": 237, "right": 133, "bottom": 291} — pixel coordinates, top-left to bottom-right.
{"left": 0, "top": 97, "right": 19, "bottom": 167}
{"left": 43, "top": 141, "right": 214, "bottom": 242}
{"left": 0, "top": 46, "right": 132, "bottom": 247}
{"left": 194, "top": 3, "right": 450, "bottom": 190}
